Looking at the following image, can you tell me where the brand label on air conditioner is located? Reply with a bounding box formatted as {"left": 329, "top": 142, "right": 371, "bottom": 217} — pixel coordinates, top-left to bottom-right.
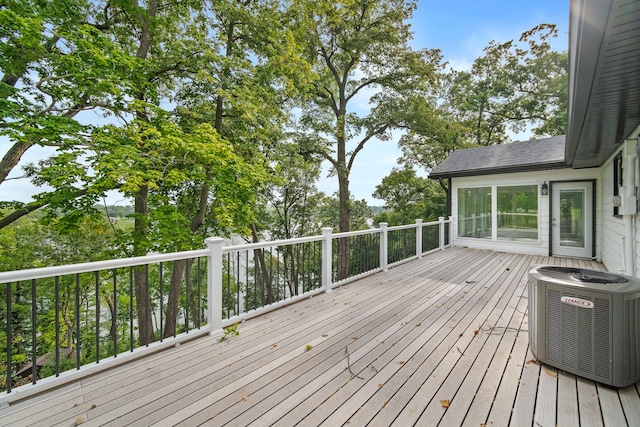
{"left": 560, "top": 296, "right": 594, "bottom": 308}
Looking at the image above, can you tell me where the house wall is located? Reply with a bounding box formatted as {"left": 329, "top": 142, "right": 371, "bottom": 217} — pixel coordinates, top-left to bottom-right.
{"left": 451, "top": 168, "right": 601, "bottom": 257}
{"left": 599, "top": 139, "right": 640, "bottom": 277}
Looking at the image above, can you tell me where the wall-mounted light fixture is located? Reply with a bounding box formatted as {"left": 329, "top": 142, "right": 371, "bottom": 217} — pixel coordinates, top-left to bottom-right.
{"left": 541, "top": 182, "right": 549, "bottom": 195}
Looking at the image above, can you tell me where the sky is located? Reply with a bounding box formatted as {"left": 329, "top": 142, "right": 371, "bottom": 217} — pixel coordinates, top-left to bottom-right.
{"left": 0, "top": 0, "right": 569, "bottom": 206}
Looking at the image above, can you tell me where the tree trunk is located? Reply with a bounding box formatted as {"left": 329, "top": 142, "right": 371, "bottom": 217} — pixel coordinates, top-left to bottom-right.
{"left": 336, "top": 137, "right": 351, "bottom": 280}
{"left": 251, "top": 223, "right": 273, "bottom": 304}
{"left": 0, "top": 141, "right": 36, "bottom": 186}
{"left": 133, "top": 185, "right": 154, "bottom": 345}
{"left": 104, "top": 293, "right": 117, "bottom": 352}
{"left": 131, "top": 0, "right": 158, "bottom": 346}
{"left": 283, "top": 246, "right": 298, "bottom": 297}
{"left": 163, "top": 260, "right": 187, "bottom": 338}
{"left": 184, "top": 259, "right": 198, "bottom": 328}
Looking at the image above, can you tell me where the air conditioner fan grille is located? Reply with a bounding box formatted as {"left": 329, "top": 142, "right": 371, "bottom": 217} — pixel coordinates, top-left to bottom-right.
{"left": 538, "top": 266, "right": 628, "bottom": 284}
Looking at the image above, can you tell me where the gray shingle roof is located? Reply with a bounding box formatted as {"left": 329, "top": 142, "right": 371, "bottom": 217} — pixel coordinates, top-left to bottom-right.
{"left": 428, "top": 135, "right": 567, "bottom": 179}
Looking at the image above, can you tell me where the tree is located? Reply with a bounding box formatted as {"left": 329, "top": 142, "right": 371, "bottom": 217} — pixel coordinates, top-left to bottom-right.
{"left": 0, "top": 0, "right": 137, "bottom": 228}
{"left": 372, "top": 167, "right": 445, "bottom": 226}
{"left": 294, "top": 0, "right": 442, "bottom": 278}
{"left": 260, "top": 141, "right": 324, "bottom": 240}
{"left": 163, "top": 0, "right": 307, "bottom": 331}
{"left": 444, "top": 23, "right": 567, "bottom": 146}
{"left": 0, "top": 212, "right": 116, "bottom": 387}
{"left": 1, "top": 0, "right": 306, "bottom": 343}
{"left": 399, "top": 23, "right": 567, "bottom": 173}
{"left": 316, "top": 194, "right": 373, "bottom": 232}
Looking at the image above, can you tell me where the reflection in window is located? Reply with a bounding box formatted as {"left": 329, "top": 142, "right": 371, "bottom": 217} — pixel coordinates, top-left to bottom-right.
{"left": 559, "top": 189, "right": 585, "bottom": 247}
{"left": 458, "top": 187, "right": 492, "bottom": 239}
{"left": 497, "top": 185, "right": 538, "bottom": 242}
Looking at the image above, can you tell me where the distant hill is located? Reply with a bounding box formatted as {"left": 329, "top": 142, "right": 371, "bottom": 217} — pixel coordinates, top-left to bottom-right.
{"left": 370, "top": 205, "right": 387, "bottom": 215}
{"left": 94, "top": 204, "right": 134, "bottom": 218}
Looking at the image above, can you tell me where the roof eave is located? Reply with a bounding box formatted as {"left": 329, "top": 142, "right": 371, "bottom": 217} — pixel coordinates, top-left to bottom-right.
{"left": 566, "top": 0, "right": 640, "bottom": 168}
{"left": 429, "top": 161, "right": 569, "bottom": 180}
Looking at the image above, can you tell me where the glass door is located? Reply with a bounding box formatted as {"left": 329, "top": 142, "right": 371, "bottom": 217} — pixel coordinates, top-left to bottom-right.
{"left": 551, "top": 182, "right": 593, "bottom": 258}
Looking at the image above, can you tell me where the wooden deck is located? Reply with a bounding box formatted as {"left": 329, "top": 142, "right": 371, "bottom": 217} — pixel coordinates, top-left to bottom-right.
{"left": 1, "top": 248, "right": 639, "bottom": 426}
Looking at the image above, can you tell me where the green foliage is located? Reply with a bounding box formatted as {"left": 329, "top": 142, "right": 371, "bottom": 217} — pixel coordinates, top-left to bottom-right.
{"left": 294, "top": 0, "right": 443, "bottom": 232}
{"left": 399, "top": 24, "right": 567, "bottom": 171}
{"left": 0, "top": 212, "right": 121, "bottom": 387}
{"left": 243, "top": 249, "right": 284, "bottom": 311}
{"left": 220, "top": 323, "right": 239, "bottom": 342}
{"left": 259, "top": 141, "right": 325, "bottom": 240}
{"left": 316, "top": 194, "right": 373, "bottom": 232}
{"left": 444, "top": 23, "right": 567, "bottom": 145}
{"left": 373, "top": 168, "right": 446, "bottom": 226}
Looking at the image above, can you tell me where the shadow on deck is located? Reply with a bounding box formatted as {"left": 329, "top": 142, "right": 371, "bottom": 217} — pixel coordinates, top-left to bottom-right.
{"left": 1, "top": 248, "right": 639, "bottom": 426}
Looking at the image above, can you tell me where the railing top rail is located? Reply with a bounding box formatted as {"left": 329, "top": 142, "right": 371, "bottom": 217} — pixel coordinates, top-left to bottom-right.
{"left": 0, "top": 248, "right": 208, "bottom": 284}
{"left": 332, "top": 228, "right": 382, "bottom": 239}
{"left": 221, "top": 234, "right": 325, "bottom": 254}
{"left": 0, "top": 218, "right": 454, "bottom": 284}
{"left": 387, "top": 223, "right": 419, "bottom": 232}
{"left": 387, "top": 219, "right": 449, "bottom": 232}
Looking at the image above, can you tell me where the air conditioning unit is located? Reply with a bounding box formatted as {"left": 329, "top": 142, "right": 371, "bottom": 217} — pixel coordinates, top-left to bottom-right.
{"left": 528, "top": 266, "right": 640, "bottom": 387}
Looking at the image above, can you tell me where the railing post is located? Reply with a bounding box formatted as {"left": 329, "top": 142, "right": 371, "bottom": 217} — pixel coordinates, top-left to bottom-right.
{"left": 448, "top": 216, "right": 454, "bottom": 247}
{"left": 439, "top": 217, "right": 445, "bottom": 250}
{"left": 206, "top": 237, "right": 224, "bottom": 336}
{"left": 379, "top": 222, "right": 388, "bottom": 271}
{"left": 321, "top": 227, "right": 333, "bottom": 293}
{"left": 416, "top": 219, "right": 423, "bottom": 259}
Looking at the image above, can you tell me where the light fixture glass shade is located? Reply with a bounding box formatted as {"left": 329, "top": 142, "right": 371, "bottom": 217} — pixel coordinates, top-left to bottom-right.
{"left": 541, "top": 182, "right": 549, "bottom": 195}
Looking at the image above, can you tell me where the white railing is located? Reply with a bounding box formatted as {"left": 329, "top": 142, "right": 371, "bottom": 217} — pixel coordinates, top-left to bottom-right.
{"left": 0, "top": 217, "right": 452, "bottom": 401}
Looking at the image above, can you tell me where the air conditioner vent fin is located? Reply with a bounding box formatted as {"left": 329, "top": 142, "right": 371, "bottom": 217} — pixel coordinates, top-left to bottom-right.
{"left": 562, "top": 297, "right": 577, "bottom": 369}
{"left": 577, "top": 297, "right": 593, "bottom": 373}
{"left": 547, "top": 289, "right": 562, "bottom": 363}
{"left": 528, "top": 278, "right": 538, "bottom": 356}
{"left": 624, "top": 297, "right": 640, "bottom": 381}
{"left": 594, "top": 298, "right": 611, "bottom": 379}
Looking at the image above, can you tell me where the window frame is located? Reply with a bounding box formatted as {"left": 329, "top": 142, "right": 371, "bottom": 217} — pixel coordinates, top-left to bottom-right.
{"left": 456, "top": 183, "right": 541, "bottom": 244}
{"left": 613, "top": 152, "right": 623, "bottom": 217}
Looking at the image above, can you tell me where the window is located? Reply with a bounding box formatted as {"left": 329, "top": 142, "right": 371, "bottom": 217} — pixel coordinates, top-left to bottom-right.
{"left": 497, "top": 185, "right": 538, "bottom": 241}
{"left": 613, "top": 152, "right": 623, "bottom": 217}
{"left": 457, "top": 187, "right": 492, "bottom": 239}
{"left": 458, "top": 185, "right": 539, "bottom": 242}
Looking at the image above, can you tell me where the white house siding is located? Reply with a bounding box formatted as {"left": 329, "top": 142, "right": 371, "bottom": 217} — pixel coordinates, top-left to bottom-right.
{"left": 599, "top": 140, "right": 640, "bottom": 277}
{"left": 636, "top": 215, "right": 640, "bottom": 278}
{"left": 451, "top": 168, "right": 601, "bottom": 257}
{"left": 600, "top": 155, "right": 625, "bottom": 274}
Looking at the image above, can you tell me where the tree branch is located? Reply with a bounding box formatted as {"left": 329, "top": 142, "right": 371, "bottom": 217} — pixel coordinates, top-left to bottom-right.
{"left": 0, "top": 188, "right": 88, "bottom": 229}
{"left": 345, "top": 77, "right": 380, "bottom": 103}
{"left": 347, "top": 124, "right": 389, "bottom": 172}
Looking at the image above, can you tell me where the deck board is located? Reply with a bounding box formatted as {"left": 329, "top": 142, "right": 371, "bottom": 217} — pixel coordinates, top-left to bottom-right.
{"left": 557, "top": 372, "right": 580, "bottom": 427}
{"left": 1, "top": 248, "right": 639, "bottom": 426}
{"left": 619, "top": 385, "right": 640, "bottom": 426}
{"left": 598, "top": 383, "right": 627, "bottom": 426}
{"left": 459, "top": 272, "right": 530, "bottom": 426}
{"left": 413, "top": 254, "right": 529, "bottom": 426}
{"left": 577, "top": 376, "right": 604, "bottom": 427}
{"left": 534, "top": 364, "right": 559, "bottom": 427}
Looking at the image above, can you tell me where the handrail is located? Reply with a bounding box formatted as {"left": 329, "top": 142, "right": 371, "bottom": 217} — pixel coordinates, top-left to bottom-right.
{"left": 0, "top": 249, "right": 208, "bottom": 283}
{"left": 221, "top": 234, "right": 325, "bottom": 254}
{"left": 1, "top": 217, "right": 453, "bottom": 397}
